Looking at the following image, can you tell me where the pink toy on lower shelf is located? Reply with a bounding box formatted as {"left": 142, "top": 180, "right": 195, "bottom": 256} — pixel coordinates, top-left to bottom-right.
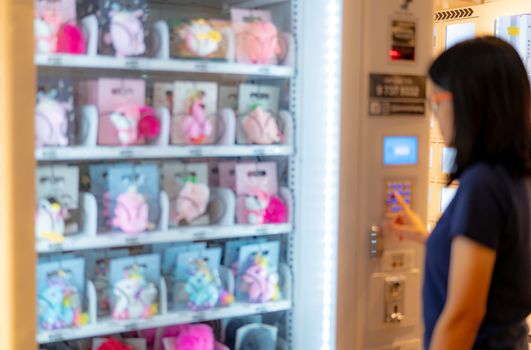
{"left": 112, "top": 189, "right": 149, "bottom": 234}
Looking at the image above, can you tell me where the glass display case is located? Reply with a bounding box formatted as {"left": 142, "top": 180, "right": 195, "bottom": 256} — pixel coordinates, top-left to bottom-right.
{"left": 30, "top": 0, "right": 342, "bottom": 349}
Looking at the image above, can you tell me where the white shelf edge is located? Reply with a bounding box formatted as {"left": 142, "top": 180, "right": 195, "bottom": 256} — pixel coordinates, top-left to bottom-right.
{"left": 36, "top": 145, "right": 294, "bottom": 162}
{"left": 37, "top": 300, "right": 292, "bottom": 344}
{"left": 35, "top": 54, "right": 294, "bottom": 78}
{"left": 37, "top": 224, "right": 292, "bottom": 253}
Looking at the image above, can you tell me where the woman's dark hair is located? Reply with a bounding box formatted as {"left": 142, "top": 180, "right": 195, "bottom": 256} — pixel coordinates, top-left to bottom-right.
{"left": 429, "top": 36, "right": 531, "bottom": 182}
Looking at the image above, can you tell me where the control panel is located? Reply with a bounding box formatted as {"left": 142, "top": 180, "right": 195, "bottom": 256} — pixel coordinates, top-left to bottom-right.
{"left": 385, "top": 179, "right": 413, "bottom": 214}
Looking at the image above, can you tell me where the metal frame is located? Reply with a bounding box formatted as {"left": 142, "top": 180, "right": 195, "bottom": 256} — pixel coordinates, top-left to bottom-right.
{"left": 0, "top": 1, "right": 37, "bottom": 349}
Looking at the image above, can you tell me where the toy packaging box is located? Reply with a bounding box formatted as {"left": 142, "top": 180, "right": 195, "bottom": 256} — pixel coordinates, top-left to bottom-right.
{"left": 36, "top": 78, "right": 75, "bottom": 147}
{"left": 161, "top": 162, "right": 210, "bottom": 227}
{"left": 76, "top": 78, "right": 146, "bottom": 146}
{"left": 108, "top": 163, "right": 160, "bottom": 233}
{"left": 169, "top": 18, "right": 230, "bottom": 60}
{"left": 77, "top": 0, "right": 149, "bottom": 57}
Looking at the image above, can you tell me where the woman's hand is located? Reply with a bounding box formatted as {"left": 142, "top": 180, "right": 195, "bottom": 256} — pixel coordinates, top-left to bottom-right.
{"left": 386, "top": 191, "right": 429, "bottom": 244}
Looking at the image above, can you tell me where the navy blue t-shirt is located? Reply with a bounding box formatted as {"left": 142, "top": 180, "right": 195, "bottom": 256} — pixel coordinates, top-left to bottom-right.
{"left": 424, "top": 163, "right": 531, "bottom": 349}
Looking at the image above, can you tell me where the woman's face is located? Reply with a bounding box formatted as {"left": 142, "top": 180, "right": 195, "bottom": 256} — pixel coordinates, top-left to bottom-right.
{"left": 430, "top": 81, "right": 454, "bottom": 146}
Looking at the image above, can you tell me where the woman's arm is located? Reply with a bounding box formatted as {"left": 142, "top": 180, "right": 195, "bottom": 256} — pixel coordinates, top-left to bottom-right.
{"left": 388, "top": 191, "right": 430, "bottom": 244}
{"left": 430, "top": 236, "right": 496, "bottom": 350}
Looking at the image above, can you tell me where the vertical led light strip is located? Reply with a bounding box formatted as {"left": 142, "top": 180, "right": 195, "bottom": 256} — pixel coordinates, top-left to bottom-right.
{"left": 321, "top": 1, "right": 341, "bottom": 350}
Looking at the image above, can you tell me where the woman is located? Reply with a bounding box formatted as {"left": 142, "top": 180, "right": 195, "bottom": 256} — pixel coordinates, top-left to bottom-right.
{"left": 391, "top": 36, "right": 531, "bottom": 349}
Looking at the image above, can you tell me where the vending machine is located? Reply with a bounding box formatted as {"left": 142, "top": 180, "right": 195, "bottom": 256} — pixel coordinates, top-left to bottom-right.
{"left": 0, "top": 0, "right": 342, "bottom": 349}
{"left": 339, "top": 1, "right": 530, "bottom": 349}
{"left": 338, "top": 0, "right": 433, "bottom": 349}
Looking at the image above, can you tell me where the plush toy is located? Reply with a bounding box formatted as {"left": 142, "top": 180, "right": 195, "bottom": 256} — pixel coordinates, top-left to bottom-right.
{"left": 35, "top": 198, "right": 67, "bottom": 242}
{"left": 162, "top": 324, "right": 216, "bottom": 350}
{"left": 96, "top": 338, "right": 133, "bottom": 350}
{"left": 137, "top": 106, "right": 161, "bottom": 142}
{"left": 244, "top": 189, "right": 271, "bottom": 225}
{"left": 35, "top": 91, "right": 70, "bottom": 148}
{"left": 179, "top": 19, "right": 222, "bottom": 57}
{"left": 236, "top": 21, "right": 282, "bottom": 64}
{"left": 34, "top": 6, "right": 62, "bottom": 54}
{"left": 105, "top": 9, "right": 146, "bottom": 57}
{"left": 263, "top": 195, "right": 287, "bottom": 224}
{"left": 35, "top": 17, "right": 57, "bottom": 54}
{"left": 174, "top": 324, "right": 215, "bottom": 350}
{"left": 112, "top": 267, "right": 158, "bottom": 320}
{"left": 56, "top": 23, "right": 86, "bottom": 54}
{"left": 38, "top": 274, "right": 87, "bottom": 330}
{"left": 184, "top": 264, "right": 220, "bottom": 311}
{"left": 173, "top": 181, "right": 210, "bottom": 225}
{"left": 178, "top": 93, "right": 214, "bottom": 145}
{"left": 242, "top": 107, "right": 282, "bottom": 145}
{"left": 242, "top": 254, "right": 280, "bottom": 303}
{"left": 109, "top": 105, "right": 141, "bottom": 146}
{"left": 112, "top": 185, "right": 149, "bottom": 234}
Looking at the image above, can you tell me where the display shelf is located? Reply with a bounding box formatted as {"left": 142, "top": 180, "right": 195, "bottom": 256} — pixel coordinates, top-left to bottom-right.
{"left": 35, "top": 54, "right": 295, "bottom": 79}
{"left": 37, "top": 300, "right": 292, "bottom": 344}
{"left": 227, "top": 0, "right": 289, "bottom": 8}
{"left": 37, "top": 223, "right": 292, "bottom": 253}
{"left": 36, "top": 145, "right": 294, "bottom": 162}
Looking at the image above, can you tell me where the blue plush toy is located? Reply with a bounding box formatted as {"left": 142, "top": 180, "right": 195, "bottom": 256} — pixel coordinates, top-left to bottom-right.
{"left": 184, "top": 261, "right": 220, "bottom": 311}
{"left": 38, "top": 276, "right": 78, "bottom": 330}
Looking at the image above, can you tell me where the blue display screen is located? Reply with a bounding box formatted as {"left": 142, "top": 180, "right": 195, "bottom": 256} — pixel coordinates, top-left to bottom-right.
{"left": 383, "top": 136, "right": 418, "bottom": 165}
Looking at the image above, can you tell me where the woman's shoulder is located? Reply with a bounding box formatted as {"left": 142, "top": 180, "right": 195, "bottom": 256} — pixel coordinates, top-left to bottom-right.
{"left": 457, "top": 162, "right": 521, "bottom": 209}
{"left": 459, "top": 162, "right": 512, "bottom": 186}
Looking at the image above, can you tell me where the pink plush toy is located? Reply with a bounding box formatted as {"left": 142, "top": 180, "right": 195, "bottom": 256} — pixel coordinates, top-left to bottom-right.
{"left": 236, "top": 21, "right": 282, "bottom": 64}
{"left": 242, "top": 107, "right": 282, "bottom": 145}
{"left": 173, "top": 182, "right": 210, "bottom": 225}
{"left": 264, "top": 195, "right": 287, "bottom": 224}
{"left": 56, "top": 23, "right": 86, "bottom": 54}
{"left": 162, "top": 324, "right": 215, "bottom": 350}
{"left": 106, "top": 9, "right": 146, "bottom": 57}
{"left": 112, "top": 188, "right": 148, "bottom": 233}
{"left": 34, "top": 7, "right": 63, "bottom": 54}
{"left": 242, "top": 255, "right": 280, "bottom": 303}
{"left": 138, "top": 106, "right": 161, "bottom": 142}
{"left": 35, "top": 95, "right": 70, "bottom": 148}
{"left": 179, "top": 96, "right": 214, "bottom": 145}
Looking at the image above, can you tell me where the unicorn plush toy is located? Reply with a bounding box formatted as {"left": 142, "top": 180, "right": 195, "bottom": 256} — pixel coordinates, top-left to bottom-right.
{"left": 38, "top": 274, "right": 85, "bottom": 330}
{"left": 35, "top": 89, "right": 70, "bottom": 148}
{"left": 105, "top": 6, "right": 146, "bottom": 57}
{"left": 112, "top": 267, "right": 158, "bottom": 320}
{"left": 241, "top": 254, "right": 280, "bottom": 303}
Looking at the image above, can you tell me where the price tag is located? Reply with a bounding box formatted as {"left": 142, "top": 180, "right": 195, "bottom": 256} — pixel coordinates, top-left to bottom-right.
{"left": 254, "top": 305, "right": 270, "bottom": 314}
{"left": 189, "top": 148, "right": 203, "bottom": 157}
{"left": 49, "top": 243, "right": 64, "bottom": 252}
{"left": 47, "top": 55, "right": 64, "bottom": 66}
{"left": 124, "top": 322, "right": 140, "bottom": 331}
{"left": 48, "top": 332, "right": 65, "bottom": 342}
{"left": 195, "top": 62, "right": 209, "bottom": 72}
{"left": 258, "top": 66, "right": 271, "bottom": 75}
{"left": 193, "top": 231, "right": 207, "bottom": 240}
{"left": 125, "top": 59, "right": 140, "bottom": 70}
{"left": 40, "top": 149, "right": 58, "bottom": 160}
{"left": 119, "top": 148, "right": 135, "bottom": 158}
{"left": 255, "top": 227, "right": 268, "bottom": 235}
{"left": 252, "top": 148, "right": 266, "bottom": 156}
{"left": 125, "top": 236, "right": 140, "bottom": 245}
{"left": 191, "top": 311, "right": 207, "bottom": 322}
